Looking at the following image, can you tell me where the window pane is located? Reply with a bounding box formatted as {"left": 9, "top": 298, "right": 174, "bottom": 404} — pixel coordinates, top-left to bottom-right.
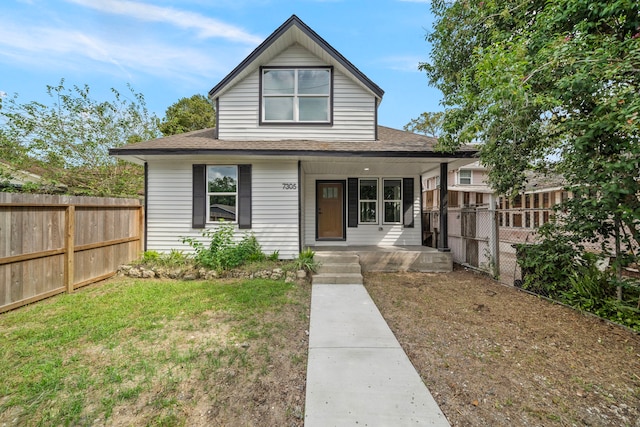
{"left": 298, "top": 69, "right": 330, "bottom": 94}
{"left": 263, "top": 70, "right": 294, "bottom": 94}
{"left": 383, "top": 180, "right": 401, "bottom": 200}
{"left": 264, "top": 97, "right": 294, "bottom": 121}
{"left": 459, "top": 170, "right": 471, "bottom": 184}
{"left": 360, "top": 179, "right": 377, "bottom": 200}
{"left": 299, "top": 97, "right": 329, "bottom": 121}
{"left": 360, "top": 202, "right": 376, "bottom": 223}
{"left": 208, "top": 166, "right": 237, "bottom": 192}
{"left": 210, "top": 195, "right": 236, "bottom": 221}
{"left": 384, "top": 201, "right": 401, "bottom": 223}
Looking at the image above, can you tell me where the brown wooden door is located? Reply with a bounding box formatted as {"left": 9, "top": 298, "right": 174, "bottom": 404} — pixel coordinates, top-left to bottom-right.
{"left": 317, "top": 182, "right": 344, "bottom": 239}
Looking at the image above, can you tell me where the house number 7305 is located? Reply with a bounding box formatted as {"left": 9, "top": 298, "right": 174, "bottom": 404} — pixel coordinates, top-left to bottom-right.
{"left": 282, "top": 183, "right": 297, "bottom": 190}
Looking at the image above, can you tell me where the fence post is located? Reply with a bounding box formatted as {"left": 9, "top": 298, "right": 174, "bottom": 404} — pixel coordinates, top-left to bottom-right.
{"left": 64, "top": 205, "right": 75, "bottom": 293}
{"left": 488, "top": 194, "right": 500, "bottom": 278}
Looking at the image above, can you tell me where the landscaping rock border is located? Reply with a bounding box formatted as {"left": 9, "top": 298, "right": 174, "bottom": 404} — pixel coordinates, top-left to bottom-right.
{"left": 117, "top": 264, "right": 307, "bottom": 283}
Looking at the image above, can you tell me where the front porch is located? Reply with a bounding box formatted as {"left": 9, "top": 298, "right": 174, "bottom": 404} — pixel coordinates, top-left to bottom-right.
{"left": 311, "top": 245, "right": 452, "bottom": 273}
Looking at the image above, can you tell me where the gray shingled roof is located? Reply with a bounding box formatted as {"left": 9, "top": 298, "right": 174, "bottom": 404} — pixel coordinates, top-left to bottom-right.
{"left": 109, "top": 126, "right": 477, "bottom": 158}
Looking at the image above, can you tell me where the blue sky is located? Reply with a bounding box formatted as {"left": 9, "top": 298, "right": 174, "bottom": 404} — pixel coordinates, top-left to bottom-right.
{"left": 0, "top": 0, "right": 442, "bottom": 130}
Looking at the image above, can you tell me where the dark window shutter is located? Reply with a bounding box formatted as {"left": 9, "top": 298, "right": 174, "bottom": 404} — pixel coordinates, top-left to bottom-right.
{"left": 238, "top": 164, "right": 252, "bottom": 229}
{"left": 192, "top": 164, "right": 206, "bottom": 229}
{"left": 348, "top": 178, "right": 358, "bottom": 228}
{"left": 403, "top": 177, "right": 414, "bottom": 228}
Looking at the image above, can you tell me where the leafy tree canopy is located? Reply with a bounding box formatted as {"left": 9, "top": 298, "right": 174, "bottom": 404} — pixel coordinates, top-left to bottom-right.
{"left": 404, "top": 111, "right": 444, "bottom": 137}
{"left": 159, "top": 94, "right": 216, "bottom": 136}
{"left": 423, "top": 0, "right": 640, "bottom": 261}
{"left": 0, "top": 80, "right": 160, "bottom": 196}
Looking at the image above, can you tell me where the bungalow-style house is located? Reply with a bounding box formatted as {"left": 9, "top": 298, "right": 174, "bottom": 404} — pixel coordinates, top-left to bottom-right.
{"left": 110, "top": 15, "right": 476, "bottom": 260}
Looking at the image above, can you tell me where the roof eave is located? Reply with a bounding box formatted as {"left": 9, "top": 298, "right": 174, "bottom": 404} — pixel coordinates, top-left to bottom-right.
{"left": 108, "top": 147, "right": 477, "bottom": 159}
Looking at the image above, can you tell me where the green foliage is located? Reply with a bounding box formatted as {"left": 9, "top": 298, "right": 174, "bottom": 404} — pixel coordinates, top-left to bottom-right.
{"left": 403, "top": 111, "right": 444, "bottom": 138}
{"left": 139, "top": 250, "right": 191, "bottom": 267}
{"left": 182, "top": 222, "right": 266, "bottom": 271}
{"left": 294, "top": 248, "right": 319, "bottom": 273}
{"left": 514, "top": 225, "right": 581, "bottom": 297}
{"left": 159, "top": 94, "right": 216, "bottom": 136}
{"left": 0, "top": 80, "right": 160, "bottom": 196}
{"left": 423, "top": 0, "right": 640, "bottom": 268}
{"left": 268, "top": 250, "right": 280, "bottom": 261}
{"left": 561, "top": 254, "right": 640, "bottom": 331}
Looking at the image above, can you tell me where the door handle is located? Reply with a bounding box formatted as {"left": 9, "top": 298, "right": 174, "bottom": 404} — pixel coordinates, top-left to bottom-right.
{"left": 318, "top": 208, "right": 323, "bottom": 215}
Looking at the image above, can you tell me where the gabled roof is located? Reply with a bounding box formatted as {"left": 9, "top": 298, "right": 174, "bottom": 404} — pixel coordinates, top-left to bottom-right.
{"left": 109, "top": 125, "right": 477, "bottom": 161}
{"left": 208, "top": 14, "right": 384, "bottom": 101}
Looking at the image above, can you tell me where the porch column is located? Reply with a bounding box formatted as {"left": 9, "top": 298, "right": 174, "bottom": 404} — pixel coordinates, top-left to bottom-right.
{"left": 438, "top": 162, "right": 450, "bottom": 252}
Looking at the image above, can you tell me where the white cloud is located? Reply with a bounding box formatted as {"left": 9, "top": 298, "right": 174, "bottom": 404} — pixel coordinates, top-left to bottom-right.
{"left": 0, "top": 23, "right": 237, "bottom": 83}
{"left": 378, "top": 55, "right": 423, "bottom": 72}
{"left": 65, "top": 0, "right": 263, "bottom": 44}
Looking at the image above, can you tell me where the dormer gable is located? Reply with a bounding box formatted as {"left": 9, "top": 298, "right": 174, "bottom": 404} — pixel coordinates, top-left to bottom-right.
{"left": 209, "top": 15, "right": 384, "bottom": 142}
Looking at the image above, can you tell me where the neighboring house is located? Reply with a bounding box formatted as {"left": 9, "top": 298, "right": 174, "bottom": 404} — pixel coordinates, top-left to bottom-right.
{"left": 422, "top": 161, "right": 568, "bottom": 282}
{"left": 0, "top": 161, "right": 67, "bottom": 193}
{"left": 110, "top": 15, "right": 476, "bottom": 258}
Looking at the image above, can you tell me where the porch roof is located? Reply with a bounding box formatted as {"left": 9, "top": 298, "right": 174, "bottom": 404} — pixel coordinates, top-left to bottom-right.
{"left": 109, "top": 126, "right": 478, "bottom": 163}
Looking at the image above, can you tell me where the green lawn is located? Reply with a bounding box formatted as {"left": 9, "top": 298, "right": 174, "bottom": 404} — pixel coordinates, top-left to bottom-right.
{"left": 0, "top": 276, "right": 310, "bottom": 426}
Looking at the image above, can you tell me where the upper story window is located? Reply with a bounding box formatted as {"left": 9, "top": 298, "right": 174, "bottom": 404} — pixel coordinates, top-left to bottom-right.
{"left": 261, "top": 67, "right": 332, "bottom": 124}
{"left": 458, "top": 169, "right": 472, "bottom": 185}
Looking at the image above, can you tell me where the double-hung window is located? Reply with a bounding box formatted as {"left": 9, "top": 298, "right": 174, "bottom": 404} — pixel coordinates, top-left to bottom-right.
{"left": 359, "top": 179, "right": 378, "bottom": 223}
{"left": 261, "top": 67, "right": 331, "bottom": 123}
{"left": 383, "top": 179, "right": 402, "bottom": 224}
{"left": 458, "top": 170, "right": 472, "bottom": 185}
{"left": 207, "top": 166, "right": 237, "bottom": 222}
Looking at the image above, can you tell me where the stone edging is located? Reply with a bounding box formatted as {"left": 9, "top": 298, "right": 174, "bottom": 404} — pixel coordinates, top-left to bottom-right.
{"left": 117, "top": 264, "right": 308, "bottom": 283}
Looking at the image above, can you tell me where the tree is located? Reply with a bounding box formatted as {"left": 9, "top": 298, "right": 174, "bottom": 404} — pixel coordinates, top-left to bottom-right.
{"left": 423, "top": 0, "right": 640, "bottom": 270}
{"left": 404, "top": 111, "right": 444, "bottom": 137}
{"left": 159, "top": 94, "right": 216, "bottom": 136}
{"left": 0, "top": 80, "right": 160, "bottom": 196}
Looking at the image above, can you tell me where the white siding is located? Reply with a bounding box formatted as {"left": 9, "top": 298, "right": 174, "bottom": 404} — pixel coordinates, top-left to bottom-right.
{"left": 218, "top": 45, "right": 376, "bottom": 141}
{"left": 303, "top": 174, "right": 422, "bottom": 247}
{"left": 147, "top": 159, "right": 299, "bottom": 259}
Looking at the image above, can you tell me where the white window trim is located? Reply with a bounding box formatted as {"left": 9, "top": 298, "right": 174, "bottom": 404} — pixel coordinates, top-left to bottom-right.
{"left": 382, "top": 178, "right": 403, "bottom": 225}
{"left": 358, "top": 178, "right": 378, "bottom": 224}
{"left": 261, "top": 67, "right": 331, "bottom": 123}
{"left": 207, "top": 165, "right": 238, "bottom": 224}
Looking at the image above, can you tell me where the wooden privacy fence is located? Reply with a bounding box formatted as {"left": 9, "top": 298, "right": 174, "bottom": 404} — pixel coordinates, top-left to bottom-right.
{"left": 0, "top": 193, "right": 143, "bottom": 313}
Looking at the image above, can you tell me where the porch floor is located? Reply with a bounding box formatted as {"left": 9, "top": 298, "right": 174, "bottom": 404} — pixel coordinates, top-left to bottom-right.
{"left": 310, "top": 245, "right": 452, "bottom": 273}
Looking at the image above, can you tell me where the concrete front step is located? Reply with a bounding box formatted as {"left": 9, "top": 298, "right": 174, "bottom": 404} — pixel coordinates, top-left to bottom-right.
{"left": 314, "top": 253, "right": 360, "bottom": 264}
{"left": 312, "top": 273, "right": 363, "bottom": 285}
{"left": 313, "top": 252, "right": 363, "bottom": 285}
{"left": 316, "top": 263, "right": 362, "bottom": 274}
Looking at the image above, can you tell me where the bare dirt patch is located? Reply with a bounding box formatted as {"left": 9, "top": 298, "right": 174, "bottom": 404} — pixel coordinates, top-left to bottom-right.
{"left": 364, "top": 267, "right": 640, "bottom": 427}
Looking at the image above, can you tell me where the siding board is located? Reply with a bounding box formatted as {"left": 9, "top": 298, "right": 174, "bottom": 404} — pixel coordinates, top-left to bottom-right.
{"left": 147, "top": 159, "right": 300, "bottom": 259}
{"left": 217, "top": 46, "right": 376, "bottom": 141}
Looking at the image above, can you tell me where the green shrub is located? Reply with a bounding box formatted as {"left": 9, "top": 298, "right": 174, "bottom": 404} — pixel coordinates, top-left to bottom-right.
{"left": 561, "top": 254, "right": 640, "bottom": 331}
{"left": 181, "top": 222, "right": 265, "bottom": 271}
{"left": 294, "top": 248, "right": 319, "bottom": 273}
{"left": 138, "top": 249, "right": 191, "bottom": 267}
{"left": 514, "top": 226, "right": 579, "bottom": 298}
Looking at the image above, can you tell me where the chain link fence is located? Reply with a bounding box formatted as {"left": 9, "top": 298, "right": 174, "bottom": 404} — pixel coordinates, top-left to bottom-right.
{"left": 424, "top": 206, "right": 553, "bottom": 286}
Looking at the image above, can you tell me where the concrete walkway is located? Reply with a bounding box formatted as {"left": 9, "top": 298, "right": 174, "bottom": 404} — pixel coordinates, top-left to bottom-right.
{"left": 304, "top": 282, "right": 451, "bottom": 426}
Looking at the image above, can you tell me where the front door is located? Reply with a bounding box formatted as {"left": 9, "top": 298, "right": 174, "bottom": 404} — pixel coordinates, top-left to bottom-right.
{"left": 316, "top": 181, "right": 345, "bottom": 240}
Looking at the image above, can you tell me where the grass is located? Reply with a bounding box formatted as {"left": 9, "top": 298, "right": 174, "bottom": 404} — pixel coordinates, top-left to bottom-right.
{"left": 0, "top": 276, "right": 308, "bottom": 426}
